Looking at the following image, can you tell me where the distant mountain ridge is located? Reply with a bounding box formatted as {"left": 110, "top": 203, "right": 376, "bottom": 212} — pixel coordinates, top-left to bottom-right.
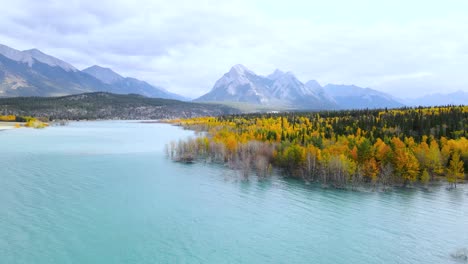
{"left": 0, "top": 50, "right": 110, "bottom": 97}
{"left": 0, "top": 43, "right": 184, "bottom": 100}
{"left": 195, "top": 65, "right": 337, "bottom": 109}
{"left": 82, "top": 65, "right": 123, "bottom": 84}
{"left": 82, "top": 65, "right": 186, "bottom": 100}
{"left": 2, "top": 43, "right": 463, "bottom": 110}
{"left": 0, "top": 44, "right": 77, "bottom": 72}
{"left": 195, "top": 64, "right": 403, "bottom": 110}
{"left": 323, "top": 84, "right": 404, "bottom": 109}
{"left": 404, "top": 90, "right": 468, "bottom": 106}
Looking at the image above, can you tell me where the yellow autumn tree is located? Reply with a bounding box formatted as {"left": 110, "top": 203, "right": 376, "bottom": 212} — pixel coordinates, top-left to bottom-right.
{"left": 392, "top": 137, "right": 420, "bottom": 186}
{"left": 447, "top": 152, "right": 465, "bottom": 188}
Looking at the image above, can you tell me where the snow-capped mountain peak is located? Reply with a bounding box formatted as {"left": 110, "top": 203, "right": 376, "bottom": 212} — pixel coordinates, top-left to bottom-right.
{"left": 267, "top": 69, "right": 286, "bottom": 80}
{"left": 195, "top": 65, "right": 337, "bottom": 109}
{"left": 195, "top": 65, "right": 270, "bottom": 104}
{"left": 228, "top": 64, "right": 253, "bottom": 76}
{"left": 305, "top": 80, "right": 321, "bottom": 90}
{"left": 269, "top": 70, "right": 311, "bottom": 98}
{"left": 195, "top": 65, "right": 405, "bottom": 110}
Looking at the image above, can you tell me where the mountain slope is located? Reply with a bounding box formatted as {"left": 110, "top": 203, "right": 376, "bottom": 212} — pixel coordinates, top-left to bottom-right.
{"left": 0, "top": 52, "right": 113, "bottom": 97}
{"left": 195, "top": 65, "right": 337, "bottom": 109}
{"left": 196, "top": 64, "right": 273, "bottom": 104}
{"left": 82, "top": 65, "right": 124, "bottom": 84}
{"left": 0, "top": 92, "right": 238, "bottom": 120}
{"left": 0, "top": 44, "right": 77, "bottom": 72}
{"left": 0, "top": 44, "right": 185, "bottom": 100}
{"left": 195, "top": 64, "right": 408, "bottom": 110}
{"left": 267, "top": 71, "right": 337, "bottom": 109}
{"left": 323, "top": 84, "right": 404, "bottom": 109}
{"left": 304, "top": 80, "right": 336, "bottom": 105}
{"left": 404, "top": 90, "right": 468, "bottom": 106}
{"left": 22, "top": 49, "right": 78, "bottom": 72}
{"left": 82, "top": 65, "right": 186, "bottom": 100}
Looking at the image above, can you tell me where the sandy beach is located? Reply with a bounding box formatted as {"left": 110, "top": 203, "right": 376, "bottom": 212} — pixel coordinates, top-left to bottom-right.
{"left": 0, "top": 121, "right": 19, "bottom": 130}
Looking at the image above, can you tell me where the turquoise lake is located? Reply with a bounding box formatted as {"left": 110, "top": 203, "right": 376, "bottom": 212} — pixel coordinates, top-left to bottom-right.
{"left": 1, "top": 121, "right": 467, "bottom": 263}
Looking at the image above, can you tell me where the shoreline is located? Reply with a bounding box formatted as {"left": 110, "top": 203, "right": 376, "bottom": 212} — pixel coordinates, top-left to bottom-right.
{"left": 167, "top": 107, "right": 467, "bottom": 190}
{"left": 0, "top": 122, "right": 18, "bottom": 131}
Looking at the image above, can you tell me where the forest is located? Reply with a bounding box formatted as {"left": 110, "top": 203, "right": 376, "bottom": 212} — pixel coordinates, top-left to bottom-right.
{"left": 167, "top": 106, "right": 467, "bottom": 189}
{"left": 0, "top": 92, "right": 239, "bottom": 120}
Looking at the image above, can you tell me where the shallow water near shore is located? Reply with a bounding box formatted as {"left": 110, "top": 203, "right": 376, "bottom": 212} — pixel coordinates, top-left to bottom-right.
{"left": 1, "top": 121, "right": 467, "bottom": 263}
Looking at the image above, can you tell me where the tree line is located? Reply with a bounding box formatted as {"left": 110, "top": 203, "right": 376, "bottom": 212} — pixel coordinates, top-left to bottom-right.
{"left": 167, "top": 105, "right": 467, "bottom": 190}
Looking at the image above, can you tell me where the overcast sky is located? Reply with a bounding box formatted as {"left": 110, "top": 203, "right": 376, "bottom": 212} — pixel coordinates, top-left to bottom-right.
{"left": 1, "top": 0, "right": 467, "bottom": 98}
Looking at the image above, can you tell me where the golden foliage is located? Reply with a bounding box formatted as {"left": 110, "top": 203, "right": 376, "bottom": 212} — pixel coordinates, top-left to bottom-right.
{"left": 171, "top": 106, "right": 467, "bottom": 187}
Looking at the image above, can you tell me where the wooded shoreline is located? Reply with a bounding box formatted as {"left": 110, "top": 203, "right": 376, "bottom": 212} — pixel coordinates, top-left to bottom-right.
{"left": 166, "top": 106, "right": 467, "bottom": 190}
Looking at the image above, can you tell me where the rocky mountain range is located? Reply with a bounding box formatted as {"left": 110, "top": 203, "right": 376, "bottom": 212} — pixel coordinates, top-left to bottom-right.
{"left": 82, "top": 65, "right": 186, "bottom": 100}
{"left": 1, "top": 44, "right": 464, "bottom": 110}
{"left": 195, "top": 65, "right": 404, "bottom": 110}
{"left": 0, "top": 44, "right": 184, "bottom": 100}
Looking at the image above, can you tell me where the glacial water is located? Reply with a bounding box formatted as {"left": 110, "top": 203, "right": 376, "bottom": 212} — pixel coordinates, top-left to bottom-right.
{"left": 0, "top": 121, "right": 467, "bottom": 263}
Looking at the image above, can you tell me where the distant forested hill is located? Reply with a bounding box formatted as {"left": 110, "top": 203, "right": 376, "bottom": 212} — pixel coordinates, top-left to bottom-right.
{"left": 0, "top": 92, "right": 239, "bottom": 120}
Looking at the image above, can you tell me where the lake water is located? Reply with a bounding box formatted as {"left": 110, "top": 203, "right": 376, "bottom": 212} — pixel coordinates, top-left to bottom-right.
{"left": 1, "top": 121, "right": 467, "bottom": 263}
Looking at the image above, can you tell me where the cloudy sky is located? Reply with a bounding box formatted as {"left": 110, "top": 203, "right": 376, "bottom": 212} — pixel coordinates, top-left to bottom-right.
{"left": 1, "top": 0, "right": 467, "bottom": 98}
